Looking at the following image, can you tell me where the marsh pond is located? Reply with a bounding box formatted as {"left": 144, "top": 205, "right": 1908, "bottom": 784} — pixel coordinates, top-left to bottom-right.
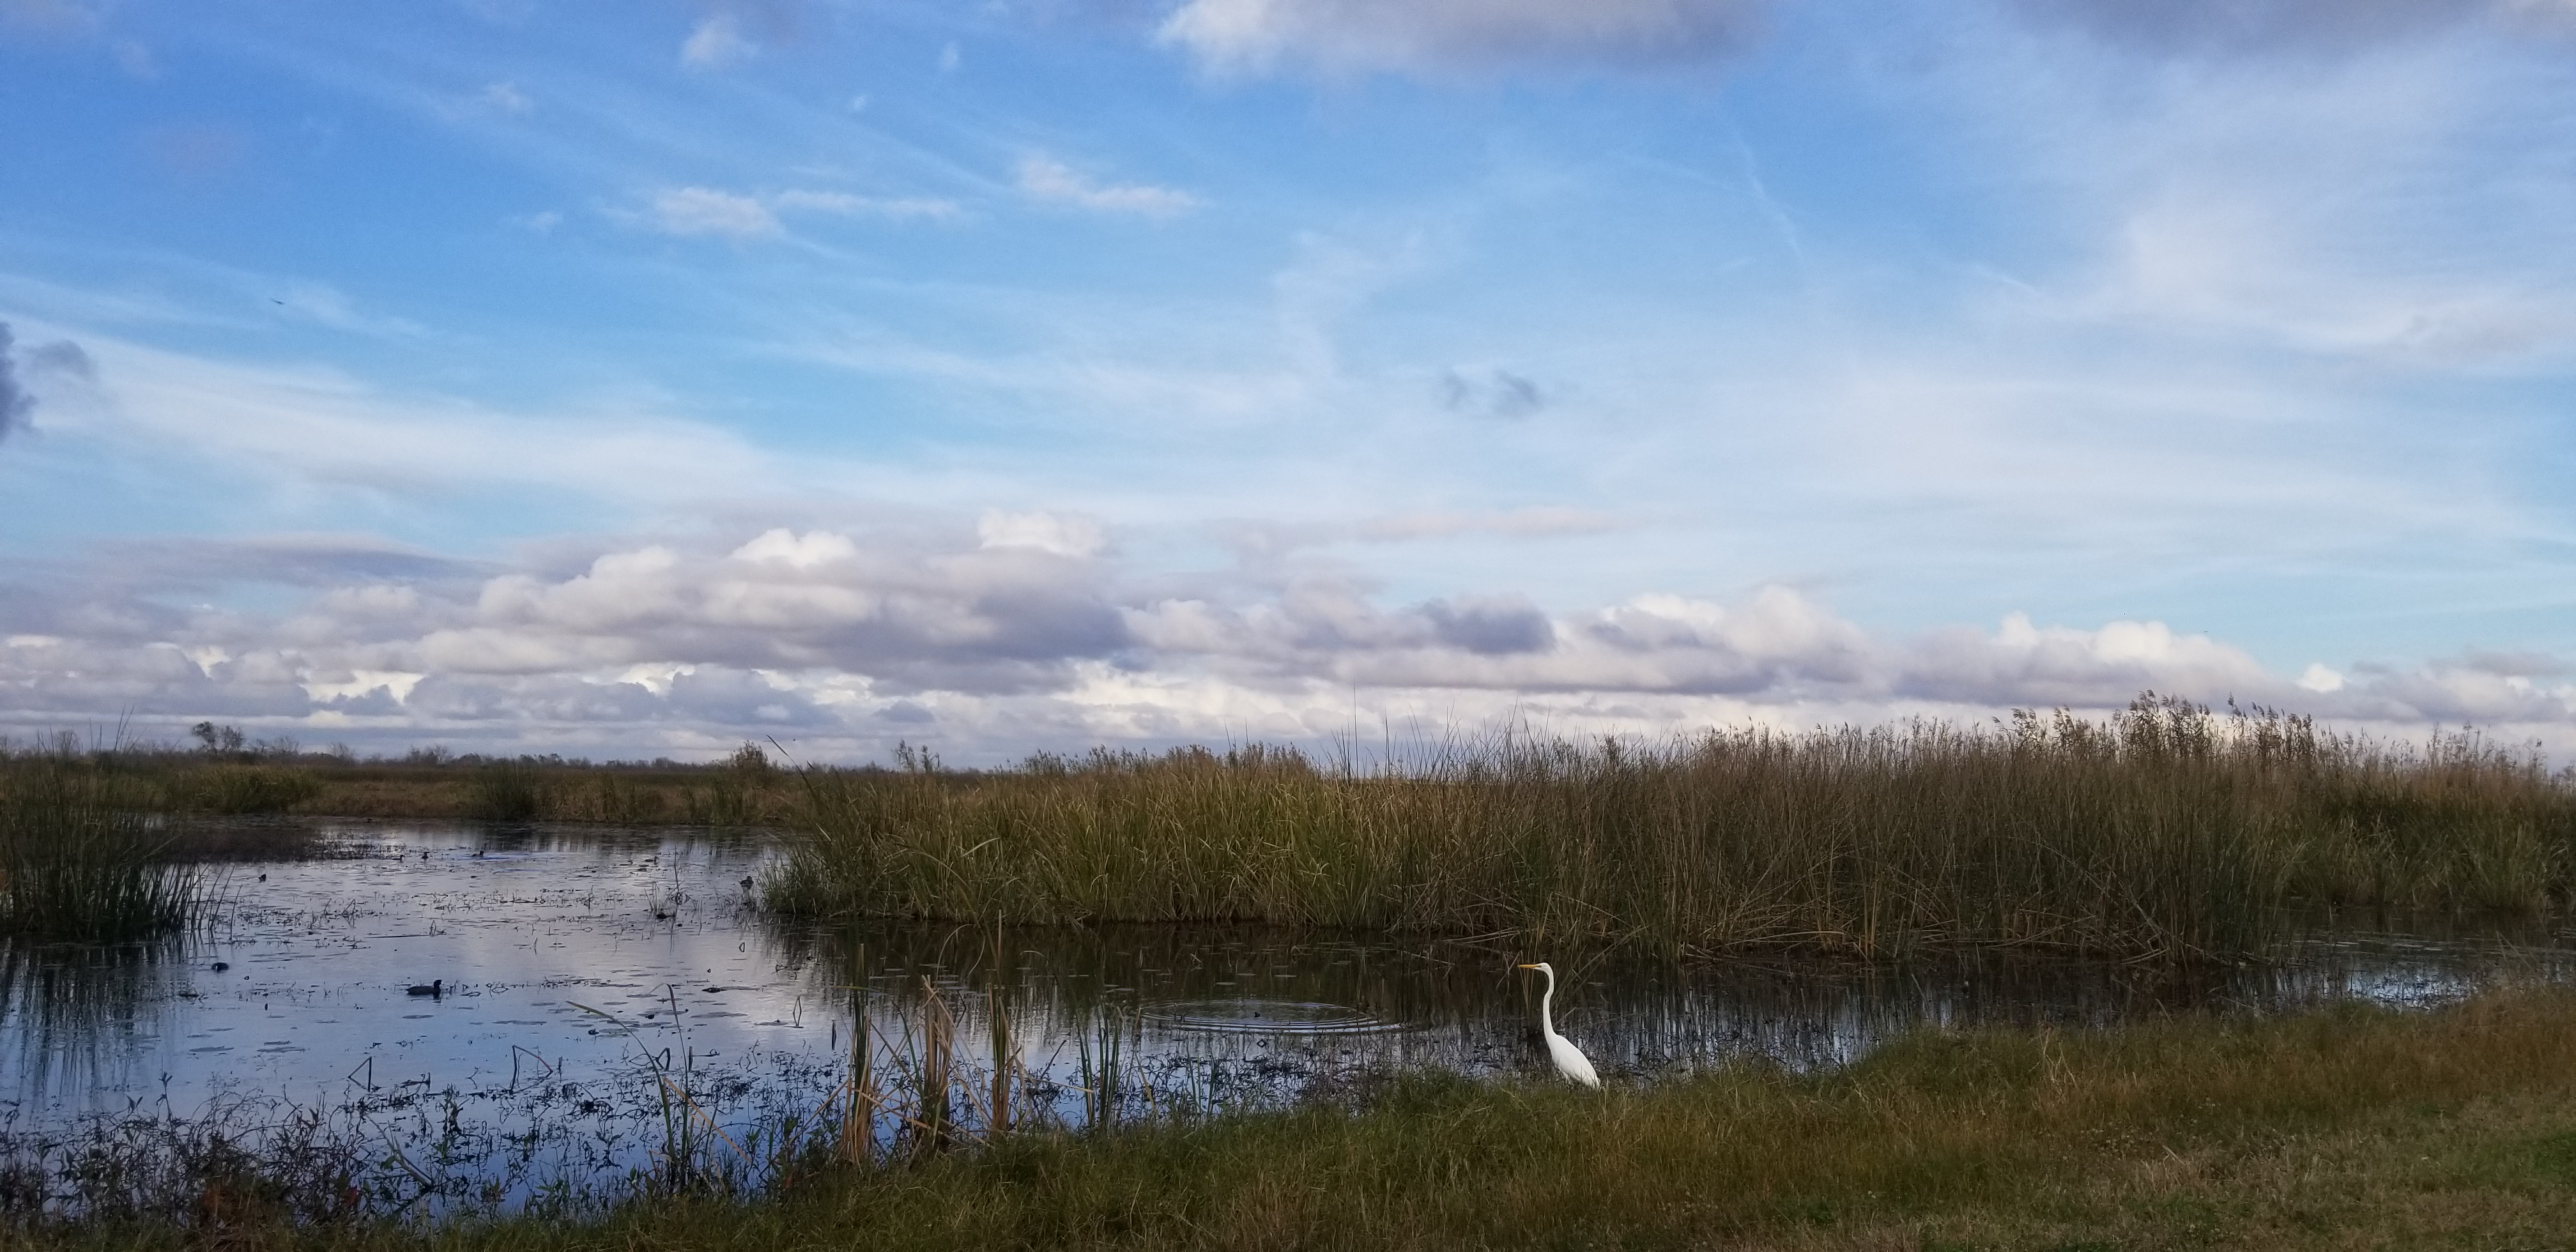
{"left": 0, "top": 819, "right": 2566, "bottom": 1214}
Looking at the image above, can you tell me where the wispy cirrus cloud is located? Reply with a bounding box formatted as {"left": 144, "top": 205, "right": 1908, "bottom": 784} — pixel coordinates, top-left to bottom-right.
{"left": 648, "top": 187, "right": 782, "bottom": 240}
{"left": 646, "top": 187, "right": 961, "bottom": 240}
{"left": 770, "top": 189, "right": 961, "bottom": 222}
{"left": 1016, "top": 156, "right": 1200, "bottom": 219}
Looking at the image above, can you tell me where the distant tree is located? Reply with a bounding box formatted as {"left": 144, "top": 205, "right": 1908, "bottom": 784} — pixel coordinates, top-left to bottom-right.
{"left": 190, "top": 722, "right": 245, "bottom": 754}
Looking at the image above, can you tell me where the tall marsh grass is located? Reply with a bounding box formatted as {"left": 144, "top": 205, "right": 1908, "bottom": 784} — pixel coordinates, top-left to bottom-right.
{"left": 773, "top": 698, "right": 2576, "bottom": 961}
{"left": 0, "top": 764, "right": 198, "bottom": 941}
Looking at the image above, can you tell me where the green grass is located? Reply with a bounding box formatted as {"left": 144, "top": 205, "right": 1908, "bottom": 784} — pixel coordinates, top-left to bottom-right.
{"left": 771, "top": 698, "right": 2576, "bottom": 961}
{"left": 12, "top": 986, "right": 2576, "bottom": 1249}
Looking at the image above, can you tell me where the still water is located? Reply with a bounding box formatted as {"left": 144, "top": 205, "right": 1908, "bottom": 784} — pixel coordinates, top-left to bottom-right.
{"left": 0, "top": 820, "right": 2564, "bottom": 1209}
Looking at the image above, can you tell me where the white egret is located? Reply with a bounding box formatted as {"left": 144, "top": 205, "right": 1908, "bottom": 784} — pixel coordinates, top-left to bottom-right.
{"left": 1516, "top": 961, "right": 1601, "bottom": 1088}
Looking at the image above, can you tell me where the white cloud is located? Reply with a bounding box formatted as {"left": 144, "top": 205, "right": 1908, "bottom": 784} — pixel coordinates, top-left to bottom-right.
{"left": 1016, "top": 156, "right": 1201, "bottom": 220}
{"left": 680, "top": 13, "right": 757, "bottom": 70}
{"left": 1157, "top": 0, "right": 1774, "bottom": 77}
{"left": 650, "top": 186, "right": 782, "bottom": 240}
{"left": 6, "top": 524, "right": 2573, "bottom": 764}
{"left": 2297, "top": 662, "right": 2345, "bottom": 692}
{"left": 978, "top": 511, "right": 1105, "bottom": 558}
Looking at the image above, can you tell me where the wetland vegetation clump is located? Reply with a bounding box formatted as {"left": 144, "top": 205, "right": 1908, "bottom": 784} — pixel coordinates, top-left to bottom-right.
{"left": 772, "top": 696, "right": 2576, "bottom": 961}
{"left": 0, "top": 762, "right": 197, "bottom": 941}
{"left": 176, "top": 763, "right": 321, "bottom": 815}
{"left": 468, "top": 760, "right": 552, "bottom": 821}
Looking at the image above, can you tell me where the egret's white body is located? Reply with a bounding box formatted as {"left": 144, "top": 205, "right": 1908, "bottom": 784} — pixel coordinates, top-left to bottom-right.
{"left": 1517, "top": 961, "right": 1601, "bottom": 1088}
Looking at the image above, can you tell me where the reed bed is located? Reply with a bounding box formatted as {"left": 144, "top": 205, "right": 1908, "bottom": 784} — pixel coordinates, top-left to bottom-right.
{"left": 0, "top": 765, "right": 198, "bottom": 942}
{"left": 773, "top": 698, "right": 2576, "bottom": 961}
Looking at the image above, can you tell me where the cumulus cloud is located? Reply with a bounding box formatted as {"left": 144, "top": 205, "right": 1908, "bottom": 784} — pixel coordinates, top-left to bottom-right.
{"left": 650, "top": 187, "right": 783, "bottom": 240}
{"left": 3, "top": 521, "right": 2571, "bottom": 762}
{"left": 1157, "top": 0, "right": 1774, "bottom": 78}
{"left": 1017, "top": 156, "right": 1201, "bottom": 219}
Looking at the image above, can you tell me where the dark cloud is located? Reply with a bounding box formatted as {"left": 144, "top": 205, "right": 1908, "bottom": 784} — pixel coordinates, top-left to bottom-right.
{"left": 91, "top": 535, "right": 487, "bottom": 590}
{"left": 2011, "top": 0, "right": 2504, "bottom": 56}
{"left": 0, "top": 324, "right": 32, "bottom": 443}
{"left": 1440, "top": 368, "right": 1548, "bottom": 420}
{"left": 1, "top": 324, "right": 98, "bottom": 445}
{"left": 1160, "top": 0, "right": 1776, "bottom": 77}
{"left": 1423, "top": 595, "right": 1555, "bottom": 655}
{"left": 2455, "top": 648, "right": 2566, "bottom": 678}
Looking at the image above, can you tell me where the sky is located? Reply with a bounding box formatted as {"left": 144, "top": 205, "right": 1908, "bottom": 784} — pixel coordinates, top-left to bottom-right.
{"left": 1, "top": 0, "right": 2573, "bottom": 765}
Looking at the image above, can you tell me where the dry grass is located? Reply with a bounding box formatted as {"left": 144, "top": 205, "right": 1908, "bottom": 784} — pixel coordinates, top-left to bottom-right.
{"left": 772, "top": 698, "right": 2576, "bottom": 961}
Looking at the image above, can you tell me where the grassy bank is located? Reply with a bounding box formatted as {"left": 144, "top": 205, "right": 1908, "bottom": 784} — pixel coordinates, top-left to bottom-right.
{"left": 773, "top": 699, "right": 2576, "bottom": 961}
{"left": 11, "top": 986, "right": 2576, "bottom": 1249}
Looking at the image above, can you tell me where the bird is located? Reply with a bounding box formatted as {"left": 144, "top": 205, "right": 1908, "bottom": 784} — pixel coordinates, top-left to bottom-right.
{"left": 406, "top": 979, "right": 443, "bottom": 998}
{"left": 1516, "top": 962, "right": 1601, "bottom": 1088}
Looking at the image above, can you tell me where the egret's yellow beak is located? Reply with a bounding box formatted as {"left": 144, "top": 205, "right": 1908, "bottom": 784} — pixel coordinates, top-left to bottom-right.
{"left": 1516, "top": 963, "right": 1540, "bottom": 970}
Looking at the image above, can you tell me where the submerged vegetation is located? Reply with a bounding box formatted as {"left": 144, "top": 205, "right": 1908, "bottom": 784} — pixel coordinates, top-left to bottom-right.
{"left": 6, "top": 985, "right": 2576, "bottom": 1248}
{"left": 773, "top": 697, "right": 2576, "bottom": 961}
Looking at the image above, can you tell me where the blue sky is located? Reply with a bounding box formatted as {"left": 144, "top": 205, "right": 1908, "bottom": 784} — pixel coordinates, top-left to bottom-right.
{"left": 3, "top": 0, "right": 2573, "bottom": 763}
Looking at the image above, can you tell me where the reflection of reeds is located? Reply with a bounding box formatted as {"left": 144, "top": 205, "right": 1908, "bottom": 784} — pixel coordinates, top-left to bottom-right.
{"left": 773, "top": 697, "right": 2576, "bottom": 961}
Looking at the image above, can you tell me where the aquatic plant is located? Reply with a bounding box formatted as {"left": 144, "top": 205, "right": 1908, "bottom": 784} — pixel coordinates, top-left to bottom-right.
{"left": 469, "top": 761, "right": 551, "bottom": 822}
{"left": 0, "top": 764, "right": 197, "bottom": 941}
{"left": 771, "top": 697, "right": 2576, "bottom": 961}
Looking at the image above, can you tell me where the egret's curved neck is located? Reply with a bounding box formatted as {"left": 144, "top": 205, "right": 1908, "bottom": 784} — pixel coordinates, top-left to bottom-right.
{"left": 1537, "top": 966, "right": 1559, "bottom": 1039}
